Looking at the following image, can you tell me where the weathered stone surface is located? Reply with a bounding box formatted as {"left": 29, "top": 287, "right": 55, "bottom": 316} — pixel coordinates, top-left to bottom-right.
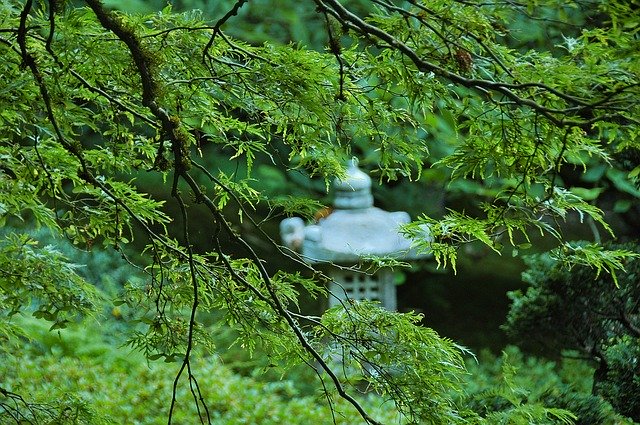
{"left": 281, "top": 159, "right": 426, "bottom": 263}
{"left": 279, "top": 159, "right": 429, "bottom": 310}
{"left": 301, "top": 208, "right": 418, "bottom": 263}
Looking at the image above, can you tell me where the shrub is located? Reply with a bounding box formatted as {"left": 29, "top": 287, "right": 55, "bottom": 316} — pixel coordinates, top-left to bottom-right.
{"left": 595, "top": 336, "right": 640, "bottom": 421}
{"left": 504, "top": 241, "right": 640, "bottom": 421}
{"left": 459, "top": 346, "right": 635, "bottom": 425}
{"left": 1, "top": 317, "right": 403, "bottom": 425}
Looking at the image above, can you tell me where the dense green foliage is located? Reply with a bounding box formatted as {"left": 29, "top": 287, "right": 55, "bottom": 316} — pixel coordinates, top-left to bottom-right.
{"left": 597, "top": 336, "right": 640, "bottom": 421}
{"left": 1, "top": 317, "right": 404, "bottom": 425}
{"left": 504, "top": 242, "right": 640, "bottom": 420}
{"left": 3, "top": 314, "right": 633, "bottom": 424}
{"left": 1, "top": 0, "right": 639, "bottom": 423}
{"left": 463, "top": 347, "right": 634, "bottom": 425}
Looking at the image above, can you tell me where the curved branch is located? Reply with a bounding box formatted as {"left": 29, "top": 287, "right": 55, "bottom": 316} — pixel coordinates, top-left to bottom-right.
{"left": 190, "top": 160, "right": 322, "bottom": 276}
{"left": 168, "top": 173, "right": 211, "bottom": 425}
{"left": 180, "top": 171, "right": 384, "bottom": 425}
{"left": 312, "top": 0, "right": 636, "bottom": 128}
{"left": 81, "top": 3, "right": 382, "bottom": 423}
{"left": 202, "top": 0, "right": 249, "bottom": 61}
{"left": 85, "top": 0, "right": 191, "bottom": 175}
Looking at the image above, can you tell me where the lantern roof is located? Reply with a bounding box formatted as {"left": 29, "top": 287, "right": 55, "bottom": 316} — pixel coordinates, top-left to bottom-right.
{"left": 280, "top": 159, "right": 429, "bottom": 264}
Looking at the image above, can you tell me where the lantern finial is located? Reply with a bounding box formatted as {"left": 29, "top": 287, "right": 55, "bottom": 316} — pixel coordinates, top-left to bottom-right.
{"left": 333, "top": 158, "right": 373, "bottom": 209}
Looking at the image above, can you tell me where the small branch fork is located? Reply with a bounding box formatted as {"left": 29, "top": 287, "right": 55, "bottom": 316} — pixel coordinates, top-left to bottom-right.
{"left": 1, "top": 387, "right": 38, "bottom": 424}
{"left": 202, "top": 0, "right": 249, "bottom": 62}
{"left": 0, "top": 387, "right": 76, "bottom": 424}
{"left": 168, "top": 174, "right": 211, "bottom": 425}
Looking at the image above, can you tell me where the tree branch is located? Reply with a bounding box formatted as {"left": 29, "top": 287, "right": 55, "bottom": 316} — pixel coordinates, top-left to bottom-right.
{"left": 168, "top": 173, "right": 211, "bottom": 425}
{"left": 202, "top": 0, "right": 249, "bottom": 61}
{"left": 311, "top": 0, "right": 637, "bottom": 128}
{"left": 179, "top": 171, "right": 384, "bottom": 425}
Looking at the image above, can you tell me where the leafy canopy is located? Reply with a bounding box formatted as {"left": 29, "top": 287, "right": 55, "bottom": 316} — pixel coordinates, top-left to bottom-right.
{"left": 1, "top": 0, "right": 639, "bottom": 423}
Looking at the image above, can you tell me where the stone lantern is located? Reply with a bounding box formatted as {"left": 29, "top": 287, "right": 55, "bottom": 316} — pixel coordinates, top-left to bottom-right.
{"left": 280, "top": 159, "right": 427, "bottom": 311}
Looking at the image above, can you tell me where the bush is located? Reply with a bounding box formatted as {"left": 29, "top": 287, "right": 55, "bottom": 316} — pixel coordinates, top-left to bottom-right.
{"left": 1, "top": 317, "right": 403, "bottom": 425}
{"left": 504, "top": 241, "right": 640, "bottom": 421}
{"left": 541, "top": 388, "right": 622, "bottom": 425}
{"left": 596, "top": 336, "right": 640, "bottom": 421}
{"left": 459, "top": 346, "right": 635, "bottom": 425}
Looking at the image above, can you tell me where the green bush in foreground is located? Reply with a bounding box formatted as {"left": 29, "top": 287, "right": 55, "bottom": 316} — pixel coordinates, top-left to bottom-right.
{"left": 596, "top": 336, "right": 640, "bottom": 422}
{"left": 1, "top": 318, "right": 401, "bottom": 425}
{"left": 6, "top": 315, "right": 636, "bottom": 425}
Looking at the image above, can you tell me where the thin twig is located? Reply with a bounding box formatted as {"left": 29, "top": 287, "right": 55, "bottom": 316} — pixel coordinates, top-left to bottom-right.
{"left": 202, "top": 0, "right": 249, "bottom": 62}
